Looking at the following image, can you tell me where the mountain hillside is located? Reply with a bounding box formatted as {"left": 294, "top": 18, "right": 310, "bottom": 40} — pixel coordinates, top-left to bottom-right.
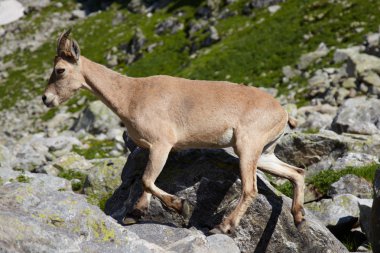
{"left": 1, "top": 0, "right": 380, "bottom": 252}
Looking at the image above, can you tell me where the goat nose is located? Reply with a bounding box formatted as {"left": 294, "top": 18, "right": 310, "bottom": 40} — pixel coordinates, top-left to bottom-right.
{"left": 42, "top": 95, "right": 47, "bottom": 102}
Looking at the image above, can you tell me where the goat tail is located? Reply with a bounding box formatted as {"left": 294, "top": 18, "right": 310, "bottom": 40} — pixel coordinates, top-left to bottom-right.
{"left": 287, "top": 114, "right": 298, "bottom": 129}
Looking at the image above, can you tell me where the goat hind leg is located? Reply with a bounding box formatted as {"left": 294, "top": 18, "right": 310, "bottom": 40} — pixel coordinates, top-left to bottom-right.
{"left": 210, "top": 147, "right": 260, "bottom": 234}
{"left": 257, "top": 153, "right": 305, "bottom": 226}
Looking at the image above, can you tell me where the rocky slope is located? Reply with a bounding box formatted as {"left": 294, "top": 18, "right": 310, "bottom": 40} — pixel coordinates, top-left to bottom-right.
{"left": 1, "top": 0, "right": 380, "bottom": 252}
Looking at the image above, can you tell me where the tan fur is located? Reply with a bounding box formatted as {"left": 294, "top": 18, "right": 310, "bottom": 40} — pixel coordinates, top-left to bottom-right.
{"left": 43, "top": 32, "right": 305, "bottom": 234}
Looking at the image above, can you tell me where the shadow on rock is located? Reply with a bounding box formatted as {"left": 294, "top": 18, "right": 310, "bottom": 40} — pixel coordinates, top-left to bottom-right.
{"left": 105, "top": 132, "right": 349, "bottom": 252}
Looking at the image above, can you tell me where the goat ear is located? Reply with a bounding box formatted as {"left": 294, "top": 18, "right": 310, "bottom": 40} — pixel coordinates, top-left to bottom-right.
{"left": 57, "top": 29, "right": 71, "bottom": 56}
{"left": 70, "top": 39, "right": 81, "bottom": 61}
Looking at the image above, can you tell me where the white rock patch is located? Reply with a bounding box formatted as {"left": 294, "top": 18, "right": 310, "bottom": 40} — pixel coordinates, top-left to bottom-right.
{"left": 0, "top": 0, "right": 25, "bottom": 25}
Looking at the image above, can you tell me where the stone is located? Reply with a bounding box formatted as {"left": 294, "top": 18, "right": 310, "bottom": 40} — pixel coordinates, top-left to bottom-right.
{"left": 327, "top": 174, "right": 373, "bottom": 198}
{"left": 84, "top": 157, "right": 126, "bottom": 207}
{"left": 296, "top": 104, "right": 338, "bottom": 130}
{"left": 42, "top": 152, "right": 93, "bottom": 176}
{"left": 105, "top": 134, "right": 348, "bottom": 253}
{"left": 0, "top": 0, "right": 24, "bottom": 25}
{"left": 155, "top": 17, "right": 184, "bottom": 35}
{"left": 332, "top": 152, "right": 379, "bottom": 171}
{"left": 127, "top": 0, "right": 147, "bottom": 13}
{"left": 127, "top": 224, "right": 240, "bottom": 253}
{"left": 371, "top": 168, "right": 380, "bottom": 252}
{"left": 275, "top": 130, "right": 348, "bottom": 169}
{"left": 202, "top": 26, "right": 220, "bottom": 47}
{"left": 282, "top": 65, "right": 300, "bottom": 79}
{"left": 333, "top": 46, "right": 363, "bottom": 64}
{"left": 268, "top": 5, "right": 281, "bottom": 14}
{"left": 0, "top": 174, "right": 167, "bottom": 253}
{"left": 71, "top": 100, "right": 122, "bottom": 134}
{"left": 362, "top": 70, "right": 380, "bottom": 88}
{"left": 305, "top": 194, "right": 362, "bottom": 233}
{"left": 298, "top": 43, "right": 329, "bottom": 70}
{"left": 346, "top": 52, "right": 380, "bottom": 77}
{"left": 70, "top": 9, "right": 86, "bottom": 20}
{"left": 332, "top": 96, "right": 380, "bottom": 135}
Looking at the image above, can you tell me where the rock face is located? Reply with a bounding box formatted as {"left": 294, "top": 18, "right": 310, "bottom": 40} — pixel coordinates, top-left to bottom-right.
{"left": 305, "top": 194, "right": 364, "bottom": 232}
{"left": 71, "top": 100, "right": 122, "bottom": 134}
{"left": 332, "top": 97, "right": 380, "bottom": 135}
{"left": 0, "top": 0, "right": 24, "bottom": 25}
{"left": 327, "top": 174, "right": 373, "bottom": 198}
{"left": 0, "top": 173, "right": 237, "bottom": 253}
{"left": 105, "top": 134, "right": 348, "bottom": 253}
{"left": 275, "top": 130, "right": 380, "bottom": 174}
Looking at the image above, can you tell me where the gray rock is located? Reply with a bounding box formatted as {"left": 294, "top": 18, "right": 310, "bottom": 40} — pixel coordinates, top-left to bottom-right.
{"left": 0, "top": 174, "right": 167, "bottom": 253}
{"left": 105, "top": 135, "right": 348, "bottom": 253}
{"left": 202, "top": 26, "right": 220, "bottom": 47}
{"left": 332, "top": 96, "right": 380, "bottom": 135}
{"left": 0, "top": 0, "right": 24, "bottom": 25}
{"left": 155, "top": 17, "right": 184, "bottom": 35}
{"left": 0, "top": 144, "right": 15, "bottom": 169}
{"left": 333, "top": 46, "right": 364, "bottom": 64}
{"left": 298, "top": 43, "right": 329, "bottom": 70}
{"left": 328, "top": 174, "right": 373, "bottom": 198}
{"left": 128, "top": 224, "right": 240, "bottom": 253}
{"left": 346, "top": 52, "right": 380, "bottom": 77}
{"left": 127, "top": 0, "right": 147, "bottom": 13}
{"left": 371, "top": 168, "right": 380, "bottom": 252}
{"left": 11, "top": 133, "right": 82, "bottom": 171}
{"left": 332, "top": 152, "right": 379, "bottom": 171}
{"left": 275, "top": 130, "right": 348, "bottom": 169}
{"left": 70, "top": 9, "right": 86, "bottom": 20}
{"left": 42, "top": 152, "right": 93, "bottom": 176}
{"left": 305, "top": 194, "right": 361, "bottom": 232}
{"left": 268, "top": 5, "right": 281, "bottom": 13}
{"left": 364, "top": 32, "right": 380, "bottom": 57}
{"left": 297, "top": 104, "right": 338, "bottom": 130}
{"left": 71, "top": 100, "right": 122, "bottom": 134}
{"left": 282, "top": 65, "right": 300, "bottom": 79}
{"left": 84, "top": 157, "right": 126, "bottom": 207}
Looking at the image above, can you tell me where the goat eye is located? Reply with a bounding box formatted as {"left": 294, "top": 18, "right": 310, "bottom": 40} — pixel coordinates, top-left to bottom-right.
{"left": 56, "top": 68, "right": 65, "bottom": 75}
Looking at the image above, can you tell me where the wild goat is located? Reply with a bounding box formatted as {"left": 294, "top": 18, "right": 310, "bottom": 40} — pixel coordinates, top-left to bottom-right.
{"left": 43, "top": 30, "right": 305, "bottom": 234}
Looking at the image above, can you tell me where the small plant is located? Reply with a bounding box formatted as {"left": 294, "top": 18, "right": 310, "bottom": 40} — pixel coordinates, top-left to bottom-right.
{"left": 274, "top": 181, "right": 293, "bottom": 198}
{"left": 57, "top": 169, "right": 87, "bottom": 192}
{"left": 307, "top": 163, "right": 379, "bottom": 195}
{"left": 16, "top": 174, "right": 31, "bottom": 183}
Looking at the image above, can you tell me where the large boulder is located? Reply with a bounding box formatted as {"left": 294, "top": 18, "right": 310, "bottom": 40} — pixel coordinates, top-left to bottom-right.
{"left": 0, "top": 0, "right": 24, "bottom": 25}
{"left": 332, "top": 96, "right": 380, "bottom": 135}
{"left": 305, "top": 194, "right": 372, "bottom": 233}
{"left": 11, "top": 133, "right": 81, "bottom": 171}
{"left": 71, "top": 100, "right": 122, "bottom": 134}
{"left": 275, "top": 130, "right": 380, "bottom": 174}
{"left": 327, "top": 174, "right": 373, "bottom": 198}
{"left": 0, "top": 173, "right": 241, "bottom": 253}
{"left": 105, "top": 134, "right": 348, "bottom": 253}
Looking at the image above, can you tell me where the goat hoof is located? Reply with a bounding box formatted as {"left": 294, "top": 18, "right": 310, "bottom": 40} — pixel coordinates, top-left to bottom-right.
{"left": 295, "top": 218, "right": 306, "bottom": 229}
{"left": 122, "top": 216, "right": 139, "bottom": 225}
{"left": 209, "top": 227, "right": 223, "bottom": 235}
{"left": 181, "top": 199, "right": 191, "bottom": 219}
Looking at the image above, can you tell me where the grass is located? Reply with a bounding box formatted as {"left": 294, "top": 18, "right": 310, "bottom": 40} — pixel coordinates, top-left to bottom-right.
{"left": 72, "top": 139, "right": 118, "bottom": 160}
{"left": 16, "top": 174, "right": 31, "bottom": 183}
{"left": 307, "top": 163, "right": 379, "bottom": 196}
{"left": 3, "top": 0, "right": 380, "bottom": 113}
{"left": 274, "top": 163, "right": 379, "bottom": 197}
{"left": 57, "top": 169, "right": 87, "bottom": 192}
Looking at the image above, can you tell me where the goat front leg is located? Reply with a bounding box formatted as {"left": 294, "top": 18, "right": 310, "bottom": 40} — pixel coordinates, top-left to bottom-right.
{"left": 123, "top": 142, "right": 189, "bottom": 224}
